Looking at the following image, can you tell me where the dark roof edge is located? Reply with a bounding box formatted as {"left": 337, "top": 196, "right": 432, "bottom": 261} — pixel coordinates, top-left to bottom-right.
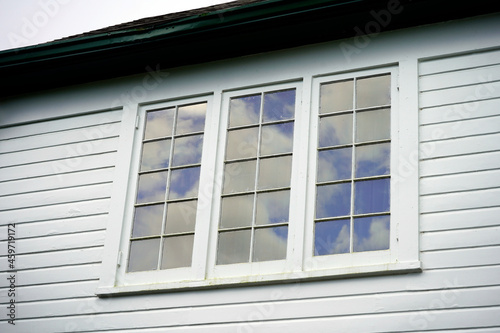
{"left": 1, "top": 0, "right": 500, "bottom": 98}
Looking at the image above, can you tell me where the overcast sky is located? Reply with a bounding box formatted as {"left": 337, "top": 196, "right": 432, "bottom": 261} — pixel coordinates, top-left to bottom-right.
{"left": 0, "top": 0, "right": 234, "bottom": 51}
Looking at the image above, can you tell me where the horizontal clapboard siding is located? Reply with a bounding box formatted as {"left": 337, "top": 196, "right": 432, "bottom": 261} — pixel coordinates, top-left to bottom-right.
{"left": 416, "top": 48, "right": 500, "bottom": 332}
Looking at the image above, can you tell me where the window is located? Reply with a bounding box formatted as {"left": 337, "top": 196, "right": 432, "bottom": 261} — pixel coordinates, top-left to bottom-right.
{"left": 98, "top": 66, "right": 420, "bottom": 295}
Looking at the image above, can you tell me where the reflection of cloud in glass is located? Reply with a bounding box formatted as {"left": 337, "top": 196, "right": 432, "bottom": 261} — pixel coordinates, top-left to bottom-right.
{"left": 316, "top": 183, "right": 351, "bottom": 219}
{"left": 220, "top": 194, "right": 254, "bottom": 228}
{"left": 225, "top": 127, "right": 259, "bottom": 160}
{"left": 165, "top": 200, "right": 197, "bottom": 234}
{"left": 140, "top": 139, "right": 171, "bottom": 172}
{"left": 314, "top": 219, "right": 350, "bottom": 255}
{"left": 318, "top": 113, "right": 353, "bottom": 147}
{"left": 172, "top": 134, "right": 204, "bottom": 167}
{"left": 354, "top": 178, "right": 390, "bottom": 214}
{"left": 223, "top": 160, "right": 257, "bottom": 194}
{"left": 256, "top": 190, "right": 290, "bottom": 225}
{"left": 260, "top": 122, "right": 294, "bottom": 156}
{"left": 355, "top": 143, "right": 390, "bottom": 178}
{"left": 161, "top": 235, "right": 194, "bottom": 269}
{"left": 317, "top": 147, "right": 352, "bottom": 182}
{"left": 253, "top": 226, "right": 288, "bottom": 261}
{"left": 356, "top": 74, "right": 391, "bottom": 109}
{"left": 263, "top": 89, "right": 295, "bottom": 122}
{"left": 356, "top": 108, "right": 390, "bottom": 142}
{"left": 320, "top": 80, "right": 354, "bottom": 114}
{"left": 229, "top": 95, "right": 261, "bottom": 127}
{"left": 258, "top": 156, "right": 292, "bottom": 190}
{"left": 168, "top": 167, "right": 200, "bottom": 200}
{"left": 136, "top": 172, "right": 168, "bottom": 204}
{"left": 128, "top": 238, "right": 160, "bottom": 272}
{"left": 144, "top": 108, "right": 174, "bottom": 140}
{"left": 354, "top": 215, "right": 390, "bottom": 252}
{"left": 176, "top": 103, "right": 206, "bottom": 135}
{"left": 132, "top": 204, "right": 164, "bottom": 237}
{"left": 217, "top": 230, "right": 251, "bottom": 265}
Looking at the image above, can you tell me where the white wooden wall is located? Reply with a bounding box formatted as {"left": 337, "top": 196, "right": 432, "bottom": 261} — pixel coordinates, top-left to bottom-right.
{"left": 1, "top": 14, "right": 500, "bottom": 333}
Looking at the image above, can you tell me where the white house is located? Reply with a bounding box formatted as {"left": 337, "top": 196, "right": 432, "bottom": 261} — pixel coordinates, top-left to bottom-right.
{"left": 1, "top": 0, "right": 500, "bottom": 331}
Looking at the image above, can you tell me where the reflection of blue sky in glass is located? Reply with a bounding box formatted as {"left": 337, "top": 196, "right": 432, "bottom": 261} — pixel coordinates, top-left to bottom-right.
{"left": 176, "top": 103, "right": 206, "bottom": 135}
{"left": 168, "top": 167, "right": 201, "bottom": 200}
{"left": 136, "top": 172, "right": 168, "bottom": 204}
{"left": 172, "top": 134, "right": 204, "bottom": 167}
{"left": 263, "top": 89, "right": 295, "bottom": 122}
{"left": 256, "top": 190, "right": 290, "bottom": 225}
{"left": 225, "top": 127, "right": 259, "bottom": 160}
{"left": 356, "top": 74, "right": 391, "bottom": 109}
{"left": 260, "top": 122, "right": 294, "bottom": 156}
{"left": 314, "top": 219, "right": 350, "bottom": 255}
{"left": 132, "top": 204, "right": 164, "bottom": 237}
{"left": 320, "top": 80, "right": 353, "bottom": 114}
{"left": 128, "top": 238, "right": 160, "bottom": 272}
{"left": 355, "top": 143, "right": 390, "bottom": 178}
{"left": 354, "top": 178, "right": 390, "bottom": 214}
{"left": 318, "top": 113, "right": 353, "bottom": 147}
{"left": 253, "top": 226, "right": 288, "bottom": 261}
{"left": 316, "top": 183, "right": 351, "bottom": 219}
{"left": 144, "top": 108, "right": 174, "bottom": 140}
{"left": 140, "top": 139, "right": 171, "bottom": 172}
{"left": 317, "top": 147, "right": 352, "bottom": 182}
{"left": 354, "top": 215, "right": 390, "bottom": 252}
{"left": 229, "top": 95, "right": 261, "bottom": 127}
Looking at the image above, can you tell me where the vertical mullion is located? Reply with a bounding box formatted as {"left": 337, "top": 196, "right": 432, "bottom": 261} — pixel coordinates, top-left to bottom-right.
{"left": 349, "top": 79, "right": 357, "bottom": 254}
{"left": 156, "top": 106, "right": 178, "bottom": 270}
{"left": 249, "top": 93, "right": 265, "bottom": 263}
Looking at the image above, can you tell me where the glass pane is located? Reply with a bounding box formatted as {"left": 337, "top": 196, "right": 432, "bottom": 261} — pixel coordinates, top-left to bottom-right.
{"left": 316, "top": 183, "right": 351, "bottom": 219}
{"left": 253, "top": 226, "right": 288, "bottom": 262}
{"left": 140, "top": 139, "right": 171, "bottom": 172}
{"left": 222, "top": 160, "right": 257, "bottom": 194}
{"left": 260, "top": 122, "right": 294, "bottom": 156}
{"left": 320, "top": 80, "right": 353, "bottom": 114}
{"left": 144, "top": 108, "right": 174, "bottom": 140}
{"left": 317, "top": 147, "right": 352, "bottom": 182}
{"left": 161, "top": 235, "right": 194, "bottom": 269}
{"left": 356, "top": 74, "right": 391, "bottom": 108}
{"left": 229, "top": 94, "right": 261, "bottom": 127}
{"left": 354, "top": 178, "right": 390, "bottom": 214}
{"left": 165, "top": 200, "right": 197, "bottom": 234}
{"left": 220, "top": 194, "right": 254, "bottom": 229}
{"left": 217, "top": 230, "right": 251, "bottom": 265}
{"left": 258, "top": 156, "right": 292, "bottom": 190}
{"left": 132, "top": 204, "right": 164, "bottom": 238}
{"left": 225, "top": 127, "right": 259, "bottom": 160}
{"left": 176, "top": 103, "right": 206, "bottom": 135}
{"left": 355, "top": 143, "right": 390, "bottom": 178}
{"left": 256, "top": 190, "right": 290, "bottom": 225}
{"left": 318, "top": 113, "right": 353, "bottom": 147}
{"left": 263, "top": 89, "right": 295, "bottom": 122}
{"left": 168, "top": 167, "right": 200, "bottom": 200}
{"left": 314, "top": 219, "right": 350, "bottom": 255}
{"left": 172, "top": 134, "right": 204, "bottom": 167}
{"left": 353, "top": 215, "right": 390, "bottom": 252}
{"left": 136, "top": 171, "right": 168, "bottom": 204}
{"left": 127, "top": 238, "right": 160, "bottom": 272}
{"left": 356, "top": 108, "right": 390, "bottom": 142}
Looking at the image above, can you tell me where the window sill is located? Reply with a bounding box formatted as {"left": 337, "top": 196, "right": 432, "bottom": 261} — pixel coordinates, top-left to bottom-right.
{"left": 96, "top": 260, "right": 421, "bottom": 297}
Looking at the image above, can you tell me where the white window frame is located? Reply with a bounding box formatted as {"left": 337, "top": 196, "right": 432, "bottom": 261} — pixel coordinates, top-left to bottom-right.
{"left": 97, "top": 64, "right": 420, "bottom": 296}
